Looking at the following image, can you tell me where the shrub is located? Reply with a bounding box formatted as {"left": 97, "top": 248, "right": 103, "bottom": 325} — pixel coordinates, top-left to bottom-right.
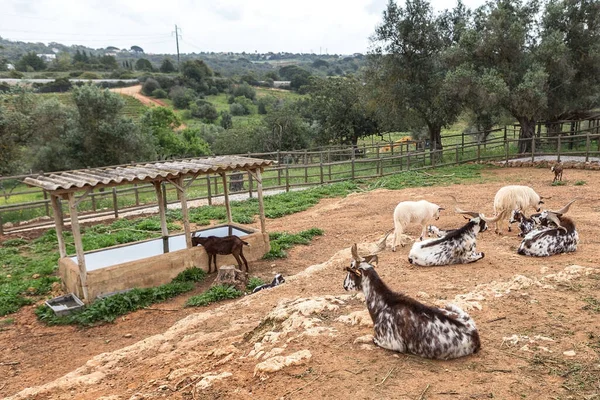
{"left": 246, "top": 277, "right": 266, "bottom": 292}
{"left": 229, "top": 102, "right": 246, "bottom": 116}
{"left": 142, "top": 78, "right": 160, "bottom": 95}
{"left": 79, "top": 71, "right": 101, "bottom": 80}
{"left": 169, "top": 86, "right": 194, "bottom": 109}
{"left": 574, "top": 180, "right": 586, "bottom": 186}
{"left": 263, "top": 228, "right": 324, "bottom": 259}
{"left": 230, "top": 82, "right": 256, "bottom": 100}
{"left": 185, "top": 285, "right": 243, "bottom": 307}
{"left": 152, "top": 88, "right": 167, "bottom": 98}
{"left": 220, "top": 111, "right": 233, "bottom": 129}
{"left": 190, "top": 101, "right": 218, "bottom": 123}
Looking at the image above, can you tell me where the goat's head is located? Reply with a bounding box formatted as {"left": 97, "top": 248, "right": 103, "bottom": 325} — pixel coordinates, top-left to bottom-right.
{"left": 455, "top": 207, "right": 502, "bottom": 233}
{"left": 191, "top": 233, "right": 207, "bottom": 247}
{"left": 344, "top": 244, "right": 378, "bottom": 291}
{"left": 434, "top": 207, "right": 445, "bottom": 221}
{"left": 534, "top": 199, "right": 577, "bottom": 232}
{"left": 509, "top": 209, "right": 524, "bottom": 224}
{"left": 272, "top": 273, "right": 285, "bottom": 286}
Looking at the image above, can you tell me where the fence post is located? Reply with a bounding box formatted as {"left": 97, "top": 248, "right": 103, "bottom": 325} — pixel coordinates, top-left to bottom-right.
{"left": 134, "top": 184, "right": 140, "bottom": 206}
{"left": 206, "top": 175, "right": 212, "bottom": 205}
{"left": 319, "top": 160, "right": 324, "bottom": 184}
{"left": 585, "top": 133, "right": 590, "bottom": 162}
{"left": 43, "top": 190, "right": 50, "bottom": 216}
{"left": 91, "top": 189, "right": 96, "bottom": 212}
{"left": 304, "top": 149, "right": 308, "bottom": 165}
{"left": 248, "top": 172, "right": 253, "bottom": 198}
{"left": 390, "top": 141, "right": 394, "bottom": 158}
{"left": 504, "top": 126, "right": 507, "bottom": 141}
{"left": 0, "top": 213, "right": 3, "bottom": 235}
{"left": 112, "top": 187, "right": 119, "bottom": 218}
{"left": 376, "top": 144, "right": 380, "bottom": 174}
{"left": 378, "top": 157, "right": 383, "bottom": 176}
{"left": 407, "top": 153, "right": 411, "bottom": 171}
{"left": 214, "top": 174, "right": 218, "bottom": 195}
{"left": 455, "top": 146, "right": 459, "bottom": 165}
{"left": 531, "top": 135, "right": 535, "bottom": 163}
{"left": 304, "top": 163, "right": 308, "bottom": 183}
{"left": 285, "top": 165, "right": 290, "bottom": 192}
{"left": 351, "top": 158, "right": 355, "bottom": 180}
{"left": 505, "top": 139, "right": 509, "bottom": 166}
{"left": 462, "top": 130, "right": 465, "bottom": 148}
{"left": 557, "top": 135, "right": 562, "bottom": 162}
{"left": 477, "top": 142, "right": 481, "bottom": 163}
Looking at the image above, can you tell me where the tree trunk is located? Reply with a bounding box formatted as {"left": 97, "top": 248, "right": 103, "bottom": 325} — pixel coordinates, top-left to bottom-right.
{"left": 428, "top": 125, "right": 443, "bottom": 163}
{"left": 516, "top": 116, "right": 536, "bottom": 153}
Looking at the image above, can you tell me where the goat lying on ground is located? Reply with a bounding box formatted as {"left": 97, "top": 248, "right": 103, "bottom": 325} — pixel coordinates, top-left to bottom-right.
{"left": 191, "top": 233, "right": 250, "bottom": 273}
{"left": 518, "top": 200, "right": 578, "bottom": 257}
{"left": 508, "top": 210, "right": 544, "bottom": 237}
{"left": 408, "top": 208, "right": 499, "bottom": 266}
{"left": 491, "top": 185, "right": 544, "bottom": 234}
{"left": 551, "top": 163, "right": 563, "bottom": 182}
{"left": 252, "top": 274, "right": 285, "bottom": 293}
{"left": 392, "top": 200, "right": 444, "bottom": 251}
{"left": 343, "top": 244, "right": 481, "bottom": 359}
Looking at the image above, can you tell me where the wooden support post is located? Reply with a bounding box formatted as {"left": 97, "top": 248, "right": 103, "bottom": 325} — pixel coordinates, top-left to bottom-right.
{"left": 248, "top": 171, "right": 253, "bottom": 198}
{"left": 91, "top": 189, "right": 96, "bottom": 212}
{"left": 112, "top": 187, "right": 119, "bottom": 218}
{"left": 67, "top": 192, "right": 89, "bottom": 302}
{"left": 221, "top": 173, "right": 233, "bottom": 225}
{"left": 175, "top": 177, "right": 192, "bottom": 252}
{"left": 134, "top": 184, "right": 140, "bottom": 206}
{"left": 50, "top": 194, "right": 67, "bottom": 258}
{"left": 43, "top": 191, "right": 50, "bottom": 216}
{"left": 206, "top": 175, "right": 212, "bottom": 205}
{"left": 585, "top": 133, "right": 590, "bottom": 162}
{"left": 255, "top": 169, "right": 266, "bottom": 234}
{"left": 285, "top": 165, "right": 290, "bottom": 192}
{"left": 161, "top": 182, "right": 168, "bottom": 209}
{"left": 214, "top": 175, "right": 218, "bottom": 195}
{"left": 153, "top": 182, "right": 170, "bottom": 253}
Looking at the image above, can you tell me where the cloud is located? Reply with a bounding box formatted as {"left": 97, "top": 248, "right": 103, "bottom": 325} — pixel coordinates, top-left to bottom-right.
{"left": 365, "top": 0, "right": 388, "bottom": 15}
{"left": 209, "top": 4, "right": 242, "bottom": 21}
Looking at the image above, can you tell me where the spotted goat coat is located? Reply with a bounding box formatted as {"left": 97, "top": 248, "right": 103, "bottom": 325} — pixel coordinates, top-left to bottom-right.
{"left": 408, "top": 217, "right": 487, "bottom": 266}
{"left": 508, "top": 210, "right": 544, "bottom": 237}
{"left": 517, "top": 212, "right": 578, "bottom": 257}
{"left": 343, "top": 261, "right": 480, "bottom": 359}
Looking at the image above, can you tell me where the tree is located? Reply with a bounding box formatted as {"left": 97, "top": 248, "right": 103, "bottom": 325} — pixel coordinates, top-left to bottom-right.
{"left": 99, "top": 55, "right": 119, "bottom": 70}
{"left": 190, "top": 100, "right": 218, "bottom": 123}
{"left": 16, "top": 52, "right": 46, "bottom": 71}
{"left": 230, "top": 82, "right": 256, "bottom": 100}
{"left": 458, "top": 0, "right": 546, "bottom": 153}
{"left": 160, "top": 58, "right": 176, "bottom": 73}
{"left": 260, "top": 102, "right": 313, "bottom": 151}
{"left": 181, "top": 59, "right": 213, "bottom": 86}
{"left": 142, "top": 78, "right": 161, "bottom": 96}
{"left": 307, "top": 76, "right": 378, "bottom": 147}
{"left": 0, "top": 89, "right": 35, "bottom": 174}
{"left": 130, "top": 45, "right": 144, "bottom": 53}
{"left": 220, "top": 111, "right": 233, "bottom": 129}
{"left": 135, "top": 58, "right": 153, "bottom": 71}
{"left": 367, "top": 0, "right": 465, "bottom": 154}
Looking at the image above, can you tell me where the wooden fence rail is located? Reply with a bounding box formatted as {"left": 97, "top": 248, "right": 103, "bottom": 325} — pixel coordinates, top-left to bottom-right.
{"left": 1, "top": 131, "right": 600, "bottom": 234}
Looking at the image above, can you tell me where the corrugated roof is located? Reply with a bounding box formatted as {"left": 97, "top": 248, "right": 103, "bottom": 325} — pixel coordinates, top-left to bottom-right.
{"left": 24, "top": 156, "right": 273, "bottom": 192}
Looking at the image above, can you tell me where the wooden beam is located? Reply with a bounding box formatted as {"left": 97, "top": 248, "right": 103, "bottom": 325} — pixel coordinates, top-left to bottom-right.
{"left": 50, "top": 194, "right": 67, "bottom": 258}
{"left": 256, "top": 168, "right": 266, "bottom": 234}
{"left": 176, "top": 177, "right": 192, "bottom": 250}
{"left": 221, "top": 172, "right": 233, "bottom": 225}
{"left": 67, "top": 192, "right": 89, "bottom": 302}
{"left": 153, "top": 181, "right": 170, "bottom": 253}
{"left": 74, "top": 188, "right": 92, "bottom": 207}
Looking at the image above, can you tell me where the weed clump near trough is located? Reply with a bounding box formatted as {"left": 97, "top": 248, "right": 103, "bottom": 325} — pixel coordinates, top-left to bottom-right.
{"left": 264, "top": 228, "right": 324, "bottom": 260}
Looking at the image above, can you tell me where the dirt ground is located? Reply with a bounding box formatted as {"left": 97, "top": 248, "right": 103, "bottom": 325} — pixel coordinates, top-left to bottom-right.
{"left": 2, "top": 167, "right": 600, "bottom": 399}
{"left": 110, "top": 85, "right": 167, "bottom": 107}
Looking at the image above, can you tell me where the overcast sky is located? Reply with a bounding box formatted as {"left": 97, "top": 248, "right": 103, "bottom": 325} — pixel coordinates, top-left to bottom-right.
{"left": 1, "top": 0, "right": 486, "bottom": 55}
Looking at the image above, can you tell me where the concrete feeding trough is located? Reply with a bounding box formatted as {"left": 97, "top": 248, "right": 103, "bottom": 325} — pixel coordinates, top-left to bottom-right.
{"left": 59, "top": 223, "right": 269, "bottom": 301}
{"left": 45, "top": 293, "right": 85, "bottom": 316}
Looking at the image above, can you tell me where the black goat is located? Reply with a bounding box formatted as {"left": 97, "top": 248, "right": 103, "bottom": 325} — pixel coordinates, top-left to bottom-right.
{"left": 191, "top": 233, "right": 250, "bottom": 273}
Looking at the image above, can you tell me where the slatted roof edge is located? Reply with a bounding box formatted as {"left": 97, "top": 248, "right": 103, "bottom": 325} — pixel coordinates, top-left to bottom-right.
{"left": 23, "top": 156, "right": 274, "bottom": 192}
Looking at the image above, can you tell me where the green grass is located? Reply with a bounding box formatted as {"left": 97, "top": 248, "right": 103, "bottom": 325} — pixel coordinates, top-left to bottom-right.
{"left": 582, "top": 297, "right": 600, "bottom": 313}
{"left": 246, "top": 276, "right": 266, "bottom": 292}
{"left": 264, "top": 228, "right": 324, "bottom": 259}
{"left": 574, "top": 180, "right": 586, "bottom": 186}
{"left": 185, "top": 284, "right": 243, "bottom": 307}
{"left": 35, "top": 267, "right": 206, "bottom": 326}
{"left": 551, "top": 180, "right": 567, "bottom": 186}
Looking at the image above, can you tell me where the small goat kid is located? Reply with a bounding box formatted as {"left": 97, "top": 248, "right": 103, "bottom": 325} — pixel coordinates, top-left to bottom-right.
{"left": 252, "top": 274, "right": 285, "bottom": 293}
{"left": 518, "top": 200, "right": 578, "bottom": 257}
{"left": 392, "top": 200, "right": 444, "bottom": 251}
{"left": 551, "top": 163, "right": 563, "bottom": 182}
{"left": 508, "top": 209, "right": 543, "bottom": 237}
{"left": 191, "top": 233, "right": 250, "bottom": 273}
{"left": 408, "top": 208, "right": 499, "bottom": 266}
{"left": 343, "top": 244, "right": 481, "bottom": 359}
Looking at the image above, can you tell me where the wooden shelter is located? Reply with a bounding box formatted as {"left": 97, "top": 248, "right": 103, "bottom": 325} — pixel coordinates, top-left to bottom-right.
{"left": 24, "top": 156, "right": 273, "bottom": 302}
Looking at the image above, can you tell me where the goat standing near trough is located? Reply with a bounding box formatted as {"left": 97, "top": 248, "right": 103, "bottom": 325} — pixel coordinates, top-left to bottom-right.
{"left": 343, "top": 244, "right": 481, "bottom": 359}
{"left": 408, "top": 208, "right": 500, "bottom": 266}
{"left": 491, "top": 185, "right": 544, "bottom": 234}
{"left": 518, "top": 200, "right": 578, "bottom": 257}
{"left": 191, "top": 233, "right": 250, "bottom": 273}
{"left": 391, "top": 200, "right": 444, "bottom": 251}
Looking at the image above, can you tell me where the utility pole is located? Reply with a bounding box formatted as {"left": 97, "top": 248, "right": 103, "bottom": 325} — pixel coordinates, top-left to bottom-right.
{"left": 172, "top": 24, "right": 182, "bottom": 71}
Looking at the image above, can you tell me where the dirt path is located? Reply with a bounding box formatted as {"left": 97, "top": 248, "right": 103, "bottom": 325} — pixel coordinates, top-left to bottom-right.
{"left": 2, "top": 167, "right": 600, "bottom": 399}
{"left": 110, "top": 84, "right": 167, "bottom": 107}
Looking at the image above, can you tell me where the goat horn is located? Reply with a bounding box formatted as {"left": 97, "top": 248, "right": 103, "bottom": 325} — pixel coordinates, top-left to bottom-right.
{"left": 548, "top": 199, "right": 577, "bottom": 215}
{"left": 351, "top": 243, "right": 361, "bottom": 262}
{"left": 546, "top": 212, "right": 567, "bottom": 233}
{"left": 454, "top": 206, "right": 479, "bottom": 218}
{"left": 479, "top": 213, "right": 502, "bottom": 223}
{"left": 375, "top": 228, "right": 393, "bottom": 253}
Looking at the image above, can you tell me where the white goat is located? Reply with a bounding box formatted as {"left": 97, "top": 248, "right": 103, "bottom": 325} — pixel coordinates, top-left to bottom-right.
{"left": 392, "top": 200, "right": 444, "bottom": 251}
{"left": 492, "top": 185, "right": 544, "bottom": 234}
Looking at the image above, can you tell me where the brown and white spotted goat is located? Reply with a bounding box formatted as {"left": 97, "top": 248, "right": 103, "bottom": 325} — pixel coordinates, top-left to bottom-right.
{"left": 343, "top": 244, "right": 481, "bottom": 360}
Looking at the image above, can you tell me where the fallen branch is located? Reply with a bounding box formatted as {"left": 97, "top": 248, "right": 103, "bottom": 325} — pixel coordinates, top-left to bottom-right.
{"left": 0, "top": 361, "right": 19, "bottom": 366}
{"left": 418, "top": 383, "right": 431, "bottom": 400}
{"left": 486, "top": 316, "right": 506, "bottom": 323}
{"left": 344, "top": 368, "right": 366, "bottom": 375}
{"left": 485, "top": 369, "right": 513, "bottom": 373}
{"left": 375, "top": 367, "right": 396, "bottom": 387}
{"left": 437, "top": 391, "right": 458, "bottom": 395}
